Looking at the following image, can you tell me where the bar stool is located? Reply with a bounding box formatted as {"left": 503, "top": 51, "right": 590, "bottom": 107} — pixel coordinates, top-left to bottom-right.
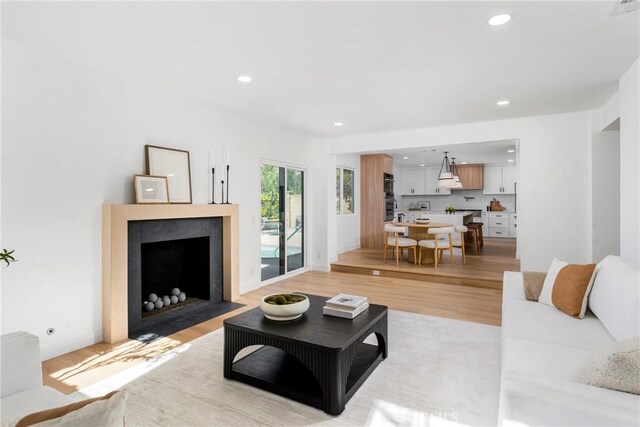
{"left": 465, "top": 223, "right": 481, "bottom": 254}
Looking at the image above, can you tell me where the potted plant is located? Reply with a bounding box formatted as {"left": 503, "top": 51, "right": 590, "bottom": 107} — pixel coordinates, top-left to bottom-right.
{"left": 1, "top": 249, "right": 17, "bottom": 267}
{"left": 445, "top": 206, "right": 456, "bottom": 214}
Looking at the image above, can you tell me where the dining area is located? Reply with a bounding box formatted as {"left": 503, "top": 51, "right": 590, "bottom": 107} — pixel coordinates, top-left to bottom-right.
{"left": 383, "top": 220, "right": 484, "bottom": 269}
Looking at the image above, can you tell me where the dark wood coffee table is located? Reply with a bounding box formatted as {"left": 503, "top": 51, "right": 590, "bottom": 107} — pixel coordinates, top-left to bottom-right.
{"left": 223, "top": 294, "right": 388, "bottom": 415}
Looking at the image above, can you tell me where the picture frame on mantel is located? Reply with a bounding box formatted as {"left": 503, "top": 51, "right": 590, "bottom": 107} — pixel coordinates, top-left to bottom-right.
{"left": 133, "top": 174, "right": 169, "bottom": 204}
{"left": 145, "top": 145, "right": 192, "bottom": 204}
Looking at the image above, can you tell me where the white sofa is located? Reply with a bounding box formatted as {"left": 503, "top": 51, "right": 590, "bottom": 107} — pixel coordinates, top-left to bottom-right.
{"left": 499, "top": 256, "right": 640, "bottom": 426}
{"left": 1, "top": 332, "right": 75, "bottom": 425}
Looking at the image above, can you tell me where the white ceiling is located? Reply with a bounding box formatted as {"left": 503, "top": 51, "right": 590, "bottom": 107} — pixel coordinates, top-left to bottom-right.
{"left": 2, "top": 2, "right": 638, "bottom": 137}
{"left": 385, "top": 140, "right": 519, "bottom": 168}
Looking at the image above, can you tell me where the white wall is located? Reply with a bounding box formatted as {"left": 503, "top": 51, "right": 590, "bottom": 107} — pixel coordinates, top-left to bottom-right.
{"left": 318, "top": 111, "right": 593, "bottom": 271}
{"left": 1, "top": 39, "right": 315, "bottom": 359}
{"left": 591, "top": 109, "right": 620, "bottom": 263}
{"left": 618, "top": 58, "right": 640, "bottom": 267}
{"left": 336, "top": 154, "right": 361, "bottom": 254}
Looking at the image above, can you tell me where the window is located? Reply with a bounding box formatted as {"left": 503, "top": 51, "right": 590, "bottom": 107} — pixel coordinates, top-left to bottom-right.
{"left": 336, "top": 167, "right": 355, "bottom": 215}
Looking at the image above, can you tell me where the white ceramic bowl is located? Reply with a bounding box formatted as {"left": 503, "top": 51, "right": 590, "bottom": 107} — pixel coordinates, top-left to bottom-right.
{"left": 260, "top": 293, "right": 310, "bottom": 321}
{"left": 415, "top": 219, "right": 430, "bottom": 224}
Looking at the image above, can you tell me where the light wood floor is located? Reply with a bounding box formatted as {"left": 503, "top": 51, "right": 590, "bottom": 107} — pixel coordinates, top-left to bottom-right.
{"left": 331, "top": 238, "right": 519, "bottom": 288}
{"left": 43, "top": 268, "right": 506, "bottom": 395}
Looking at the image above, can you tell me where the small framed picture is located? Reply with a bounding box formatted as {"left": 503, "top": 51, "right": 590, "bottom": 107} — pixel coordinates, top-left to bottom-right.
{"left": 134, "top": 175, "right": 169, "bottom": 204}
{"left": 145, "top": 145, "right": 192, "bottom": 204}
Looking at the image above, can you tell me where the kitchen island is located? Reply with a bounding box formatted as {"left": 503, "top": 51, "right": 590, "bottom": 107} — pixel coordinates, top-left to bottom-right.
{"left": 404, "top": 211, "right": 475, "bottom": 226}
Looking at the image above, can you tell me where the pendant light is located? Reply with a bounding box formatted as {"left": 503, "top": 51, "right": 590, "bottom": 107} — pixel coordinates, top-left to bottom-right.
{"left": 437, "top": 151, "right": 456, "bottom": 188}
{"left": 450, "top": 157, "right": 463, "bottom": 189}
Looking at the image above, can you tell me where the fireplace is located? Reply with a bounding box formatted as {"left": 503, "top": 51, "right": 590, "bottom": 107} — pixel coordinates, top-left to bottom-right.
{"left": 102, "top": 204, "right": 241, "bottom": 343}
{"left": 127, "top": 217, "right": 241, "bottom": 339}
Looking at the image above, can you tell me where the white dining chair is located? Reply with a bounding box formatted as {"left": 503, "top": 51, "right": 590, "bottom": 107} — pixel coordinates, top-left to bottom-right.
{"left": 418, "top": 226, "right": 455, "bottom": 269}
{"left": 448, "top": 225, "right": 468, "bottom": 264}
{"left": 383, "top": 224, "right": 418, "bottom": 266}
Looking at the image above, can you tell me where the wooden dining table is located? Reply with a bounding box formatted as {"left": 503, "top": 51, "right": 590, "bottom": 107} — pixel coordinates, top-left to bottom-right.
{"left": 394, "top": 222, "right": 454, "bottom": 265}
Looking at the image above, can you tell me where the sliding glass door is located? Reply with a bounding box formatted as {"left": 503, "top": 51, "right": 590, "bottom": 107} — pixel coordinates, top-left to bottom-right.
{"left": 260, "top": 164, "right": 304, "bottom": 281}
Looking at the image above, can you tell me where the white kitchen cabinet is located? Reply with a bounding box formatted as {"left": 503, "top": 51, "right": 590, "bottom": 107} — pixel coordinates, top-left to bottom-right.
{"left": 509, "top": 213, "right": 517, "bottom": 238}
{"left": 488, "top": 211, "right": 510, "bottom": 238}
{"left": 483, "top": 164, "right": 517, "bottom": 195}
{"left": 400, "top": 169, "right": 426, "bottom": 195}
{"left": 481, "top": 212, "right": 489, "bottom": 236}
{"left": 424, "top": 167, "right": 451, "bottom": 195}
{"left": 483, "top": 165, "right": 503, "bottom": 194}
{"left": 501, "top": 165, "right": 517, "bottom": 194}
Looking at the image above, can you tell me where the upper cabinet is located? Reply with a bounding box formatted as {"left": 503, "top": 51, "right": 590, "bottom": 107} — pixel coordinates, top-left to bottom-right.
{"left": 483, "top": 165, "right": 516, "bottom": 195}
{"left": 453, "top": 164, "right": 484, "bottom": 190}
{"left": 424, "top": 167, "right": 450, "bottom": 195}
{"left": 501, "top": 165, "right": 517, "bottom": 194}
{"left": 399, "top": 167, "right": 450, "bottom": 195}
{"left": 400, "top": 169, "right": 426, "bottom": 195}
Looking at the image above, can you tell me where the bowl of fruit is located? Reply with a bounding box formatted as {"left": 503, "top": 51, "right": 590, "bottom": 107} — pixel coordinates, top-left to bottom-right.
{"left": 260, "top": 293, "right": 310, "bottom": 321}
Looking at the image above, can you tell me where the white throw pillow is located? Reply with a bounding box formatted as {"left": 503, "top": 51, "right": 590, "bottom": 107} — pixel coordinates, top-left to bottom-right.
{"left": 575, "top": 336, "right": 640, "bottom": 395}
{"left": 589, "top": 255, "right": 640, "bottom": 341}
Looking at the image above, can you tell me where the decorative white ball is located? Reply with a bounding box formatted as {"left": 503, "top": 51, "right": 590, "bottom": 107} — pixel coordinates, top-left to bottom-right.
{"left": 154, "top": 299, "right": 164, "bottom": 309}
{"left": 144, "top": 302, "right": 154, "bottom": 312}
{"left": 162, "top": 296, "right": 171, "bottom": 306}
{"left": 170, "top": 295, "right": 178, "bottom": 304}
{"left": 178, "top": 292, "right": 186, "bottom": 302}
{"left": 171, "top": 288, "right": 180, "bottom": 296}
{"left": 148, "top": 293, "right": 158, "bottom": 303}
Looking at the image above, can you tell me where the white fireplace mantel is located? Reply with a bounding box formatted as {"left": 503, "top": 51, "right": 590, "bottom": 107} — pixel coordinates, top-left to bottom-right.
{"left": 102, "top": 204, "right": 240, "bottom": 343}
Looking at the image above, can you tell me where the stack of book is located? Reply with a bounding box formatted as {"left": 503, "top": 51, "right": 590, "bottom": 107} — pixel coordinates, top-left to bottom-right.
{"left": 323, "top": 294, "right": 369, "bottom": 319}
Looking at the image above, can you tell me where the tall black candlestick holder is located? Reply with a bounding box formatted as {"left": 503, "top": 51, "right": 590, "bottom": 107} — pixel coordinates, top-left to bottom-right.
{"left": 210, "top": 167, "right": 217, "bottom": 204}
{"left": 223, "top": 164, "right": 231, "bottom": 204}
{"left": 221, "top": 180, "right": 225, "bottom": 205}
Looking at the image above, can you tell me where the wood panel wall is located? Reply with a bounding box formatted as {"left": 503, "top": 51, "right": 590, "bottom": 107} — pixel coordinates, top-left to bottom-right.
{"left": 360, "top": 154, "right": 394, "bottom": 249}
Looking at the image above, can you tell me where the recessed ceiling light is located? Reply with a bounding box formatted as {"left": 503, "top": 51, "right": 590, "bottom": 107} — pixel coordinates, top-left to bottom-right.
{"left": 497, "top": 100, "right": 510, "bottom": 106}
{"left": 508, "top": 159, "right": 515, "bottom": 162}
{"left": 507, "top": 149, "right": 515, "bottom": 153}
{"left": 488, "top": 14, "right": 512, "bottom": 26}
{"left": 237, "top": 75, "right": 252, "bottom": 83}
{"left": 461, "top": 161, "right": 468, "bottom": 165}
{"left": 402, "top": 156, "right": 409, "bottom": 160}
{"left": 419, "top": 163, "right": 425, "bottom": 167}
{"left": 333, "top": 122, "right": 344, "bottom": 127}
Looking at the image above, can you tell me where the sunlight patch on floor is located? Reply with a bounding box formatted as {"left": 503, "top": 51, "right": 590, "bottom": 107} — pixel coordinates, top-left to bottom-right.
{"left": 47, "top": 336, "right": 189, "bottom": 394}
{"left": 75, "top": 341, "right": 192, "bottom": 398}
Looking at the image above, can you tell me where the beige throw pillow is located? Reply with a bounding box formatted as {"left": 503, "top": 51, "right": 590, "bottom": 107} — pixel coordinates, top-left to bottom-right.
{"left": 575, "top": 336, "right": 640, "bottom": 395}
{"left": 522, "top": 271, "right": 546, "bottom": 301}
{"left": 15, "top": 390, "right": 127, "bottom": 427}
{"left": 538, "top": 259, "right": 596, "bottom": 318}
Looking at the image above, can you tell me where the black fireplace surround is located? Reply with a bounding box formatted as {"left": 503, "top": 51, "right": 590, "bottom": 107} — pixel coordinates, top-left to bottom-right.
{"left": 128, "top": 217, "right": 242, "bottom": 339}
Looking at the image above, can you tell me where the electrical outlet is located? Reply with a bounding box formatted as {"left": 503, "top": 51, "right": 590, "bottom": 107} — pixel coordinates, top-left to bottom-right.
{"left": 372, "top": 270, "right": 381, "bottom": 276}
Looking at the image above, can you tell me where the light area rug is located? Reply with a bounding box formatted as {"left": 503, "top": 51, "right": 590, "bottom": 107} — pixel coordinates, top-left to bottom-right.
{"left": 74, "top": 311, "right": 501, "bottom": 426}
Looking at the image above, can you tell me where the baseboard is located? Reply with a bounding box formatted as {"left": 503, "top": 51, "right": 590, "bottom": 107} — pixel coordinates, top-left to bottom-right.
{"left": 41, "top": 329, "right": 103, "bottom": 361}
{"left": 337, "top": 243, "right": 360, "bottom": 254}
{"left": 310, "top": 264, "right": 331, "bottom": 272}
